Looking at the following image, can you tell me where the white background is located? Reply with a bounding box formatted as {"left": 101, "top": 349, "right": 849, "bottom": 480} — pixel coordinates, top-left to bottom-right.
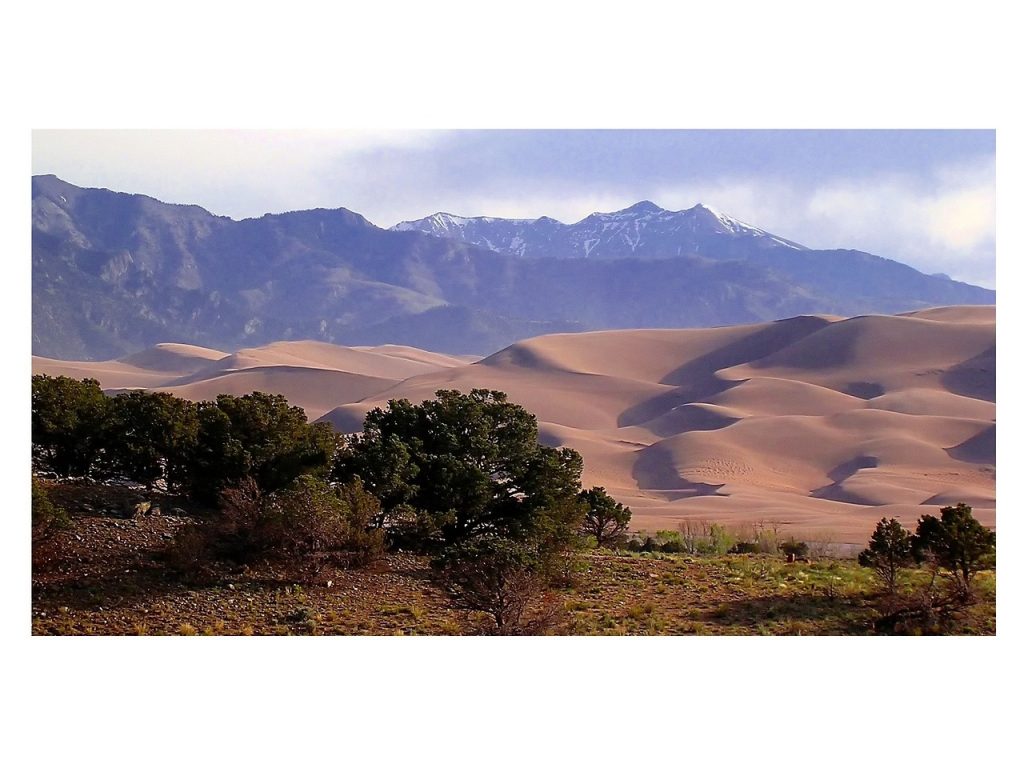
{"left": 1, "top": 2, "right": 1018, "bottom": 766}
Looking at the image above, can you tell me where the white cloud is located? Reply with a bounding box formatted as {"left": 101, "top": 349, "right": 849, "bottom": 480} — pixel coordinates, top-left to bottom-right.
{"left": 418, "top": 156, "right": 996, "bottom": 286}
{"left": 32, "top": 130, "right": 448, "bottom": 218}
{"left": 801, "top": 156, "right": 995, "bottom": 284}
{"left": 642, "top": 156, "right": 996, "bottom": 287}
{"left": 32, "top": 132, "right": 995, "bottom": 287}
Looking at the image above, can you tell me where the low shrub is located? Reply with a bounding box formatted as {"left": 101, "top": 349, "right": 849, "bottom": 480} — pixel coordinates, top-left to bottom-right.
{"left": 655, "top": 530, "right": 684, "bottom": 553}
{"left": 167, "top": 475, "right": 385, "bottom": 579}
{"left": 677, "top": 520, "right": 735, "bottom": 555}
{"left": 779, "top": 538, "right": 809, "bottom": 561}
{"left": 162, "top": 522, "right": 216, "bottom": 583}
{"left": 731, "top": 541, "right": 760, "bottom": 555}
{"left": 31, "top": 477, "right": 70, "bottom": 540}
{"left": 434, "top": 537, "right": 544, "bottom": 635}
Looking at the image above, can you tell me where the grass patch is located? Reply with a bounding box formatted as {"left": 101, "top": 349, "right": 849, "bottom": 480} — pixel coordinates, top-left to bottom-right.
{"left": 33, "top": 506, "right": 995, "bottom": 637}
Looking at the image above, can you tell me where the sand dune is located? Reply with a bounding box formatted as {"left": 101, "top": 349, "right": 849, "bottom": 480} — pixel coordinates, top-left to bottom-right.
{"left": 119, "top": 343, "right": 229, "bottom": 372}
{"left": 32, "top": 340, "right": 469, "bottom": 420}
{"left": 154, "top": 367, "right": 398, "bottom": 419}
{"left": 321, "top": 306, "right": 995, "bottom": 541}
{"left": 33, "top": 307, "right": 995, "bottom": 542}
{"left": 32, "top": 343, "right": 229, "bottom": 389}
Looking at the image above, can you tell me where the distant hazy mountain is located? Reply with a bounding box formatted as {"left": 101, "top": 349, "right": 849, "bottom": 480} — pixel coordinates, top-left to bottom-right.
{"left": 32, "top": 176, "right": 994, "bottom": 360}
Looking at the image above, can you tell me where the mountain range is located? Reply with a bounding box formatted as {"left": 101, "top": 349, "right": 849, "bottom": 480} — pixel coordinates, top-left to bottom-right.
{"left": 392, "top": 200, "right": 807, "bottom": 259}
{"left": 32, "top": 175, "right": 994, "bottom": 360}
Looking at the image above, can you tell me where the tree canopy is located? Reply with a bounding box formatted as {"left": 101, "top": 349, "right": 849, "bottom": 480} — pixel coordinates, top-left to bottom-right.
{"left": 32, "top": 375, "right": 111, "bottom": 477}
{"left": 858, "top": 517, "right": 913, "bottom": 594}
{"left": 333, "top": 388, "right": 584, "bottom": 549}
{"left": 580, "top": 486, "right": 632, "bottom": 547}
{"left": 912, "top": 503, "right": 995, "bottom": 596}
{"left": 185, "top": 393, "right": 338, "bottom": 501}
{"left": 31, "top": 376, "right": 338, "bottom": 500}
{"left": 105, "top": 390, "right": 199, "bottom": 491}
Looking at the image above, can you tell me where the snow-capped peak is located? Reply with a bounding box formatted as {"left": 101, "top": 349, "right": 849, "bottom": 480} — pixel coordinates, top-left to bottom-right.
{"left": 393, "top": 211, "right": 535, "bottom": 233}
{"left": 391, "top": 200, "right": 808, "bottom": 257}
{"left": 688, "top": 203, "right": 767, "bottom": 235}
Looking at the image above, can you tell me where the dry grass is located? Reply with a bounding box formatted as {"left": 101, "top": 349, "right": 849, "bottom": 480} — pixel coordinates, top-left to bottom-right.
{"left": 32, "top": 487, "right": 995, "bottom": 636}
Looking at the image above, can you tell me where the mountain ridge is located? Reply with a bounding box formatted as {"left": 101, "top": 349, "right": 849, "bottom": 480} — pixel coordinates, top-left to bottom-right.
{"left": 32, "top": 176, "right": 994, "bottom": 360}
{"left": 392, "top": 199, "right": 810, "bottom": 259}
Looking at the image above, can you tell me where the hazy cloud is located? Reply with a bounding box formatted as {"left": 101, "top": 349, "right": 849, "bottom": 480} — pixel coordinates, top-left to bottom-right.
{"left": 32, "top": 130, "right": 995, "bottom": 287}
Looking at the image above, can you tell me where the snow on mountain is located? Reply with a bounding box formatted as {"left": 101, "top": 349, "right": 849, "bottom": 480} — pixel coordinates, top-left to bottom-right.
{"left": 391, "top": 202, "right": 808, "bottom": 260}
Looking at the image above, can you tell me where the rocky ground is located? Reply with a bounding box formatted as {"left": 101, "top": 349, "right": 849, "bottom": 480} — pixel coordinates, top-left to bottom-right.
{"left": 31, "top": 481, "right": 996, "bottom": 636}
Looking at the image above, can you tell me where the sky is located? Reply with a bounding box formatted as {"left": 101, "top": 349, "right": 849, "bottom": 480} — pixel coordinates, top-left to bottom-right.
{"left": 32, "top": 129, "right": 996, "bottom": 287}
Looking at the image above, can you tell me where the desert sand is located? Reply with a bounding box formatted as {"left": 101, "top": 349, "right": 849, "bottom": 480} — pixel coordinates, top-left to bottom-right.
{"left": 33, "top": 307, "right": 995, "bottom": 542}
{"left": 32, "top": 341, "right": 473, "bottom": 419}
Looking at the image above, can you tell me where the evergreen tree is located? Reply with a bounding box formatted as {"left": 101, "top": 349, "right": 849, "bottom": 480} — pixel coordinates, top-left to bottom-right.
{"left": 579, "top": 486, "right": 632, "bottom": 547}
{"left": 31, "top": 375, "right": 111, "bottom": 477}
{"left": 334, "top": 389, "right": 584, "bottom": 551}
{"left": 106, "top": 390, "right": 199, "bottom": 490}
{"left": 858, "top": 517, "right": 913, "bottom": 594}
{"left": 912, "top": 503, "right": 995, "bottom": 598}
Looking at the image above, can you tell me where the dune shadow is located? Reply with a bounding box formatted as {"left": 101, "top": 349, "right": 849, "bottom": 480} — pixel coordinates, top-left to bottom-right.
{"left": 842, "top": 381, "right": 885, "bottom": 399}
{"left": 618, "top": 315, "right": 832, "bottom": 429}
{"left": 637, "top": 403, "right": 741, "bottom": 439}
{"left": 941, "top": 345, "right": 995, "bottom": 402}
{"left": 810, "top": 455, "right": 878, "bottom": 500}
{"left": 946, "top": 423, "right": 995, "bottom": 465}
{"left": 631, "top": 442, "right": 726, "bottom": 498}
{"left": 316, "top": 405, "right": 368, "bottom": 432}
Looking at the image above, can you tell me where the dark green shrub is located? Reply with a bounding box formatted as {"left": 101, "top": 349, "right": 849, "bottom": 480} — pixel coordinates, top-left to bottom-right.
{"left": 31, "top": 477, "right": 70, "bottom": 540}
{"left": 659, "top": 538, "right": 684, "bottom": 554}
{"left": 333, "top": 478, "right": 387, "bottom": 567}
{"left": 779, "top": 538, "right": 809, "bottom": 561}
{"left": 106, "top": 390, "right": 199, "bottom": 491}
{"left": 185, "top": 393, "right": 337, "bottom": 503}
{"left": 532, "top": 497, "right": 587, "bottom": 586}
{"left": 911, "top": 503, "right": 995, "bottom": 598}
{"left": 731, "top": 541, "right": 760, "bottom": 555}
{"left": 334, "top": 389, "right": 584, "bottom": 552}
{"left": 579, "top": 486, "right": 631, "bottom": 547}
{"left": 32, "top": 375, "right": 111, "bottom": 478}
{"left": 858, "top": 518, "right": 913, "bottom": 594}
{"left": 434, "top": 537, "right": 544, "bottom": 635}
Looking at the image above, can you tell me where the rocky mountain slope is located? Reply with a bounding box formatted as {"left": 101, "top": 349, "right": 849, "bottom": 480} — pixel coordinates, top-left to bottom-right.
{"left": 33, "top": 176, "right": 994, "bottom": 359}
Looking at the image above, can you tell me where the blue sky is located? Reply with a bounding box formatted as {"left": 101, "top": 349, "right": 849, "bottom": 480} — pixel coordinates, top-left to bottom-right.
{"left": 33, "top": 129, "right": 995, "bottom": 287}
